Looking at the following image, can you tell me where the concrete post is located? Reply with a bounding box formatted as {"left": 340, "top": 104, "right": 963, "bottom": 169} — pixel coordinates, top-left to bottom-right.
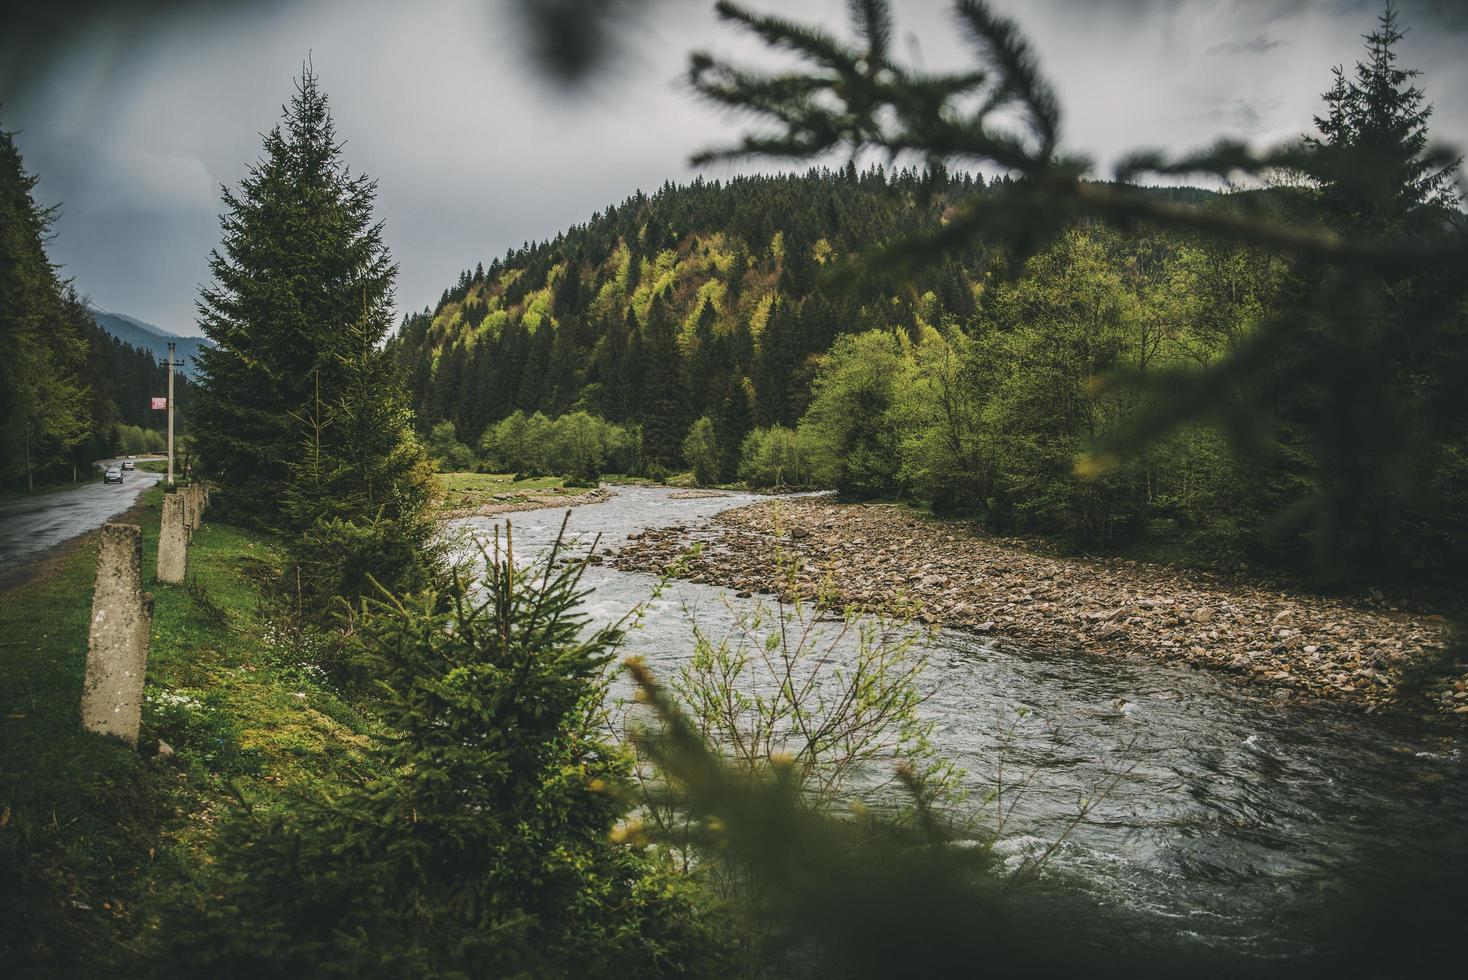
{"left": 190, "top": 484, "right": 205, "bottom": 529}
{"left": 81, "top": 523, "right": 152, "bottom": 745}
{"left": 157, "top": 492, "right": 188, "bottom": 584}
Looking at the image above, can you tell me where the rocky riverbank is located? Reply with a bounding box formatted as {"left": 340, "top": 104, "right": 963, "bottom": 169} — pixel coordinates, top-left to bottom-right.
{"left": 611, "top": 498, "right": 1464, "bottom": 718}
{"left": 441, "top": 485, "right": 613, "bottom": 518}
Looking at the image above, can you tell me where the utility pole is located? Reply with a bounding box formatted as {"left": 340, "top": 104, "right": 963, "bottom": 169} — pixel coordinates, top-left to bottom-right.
{"left": 166, "top": 342, "right": 176, "bottom": 486}
{"left": 155, "top": 345, "right": 187, "bottom": 485}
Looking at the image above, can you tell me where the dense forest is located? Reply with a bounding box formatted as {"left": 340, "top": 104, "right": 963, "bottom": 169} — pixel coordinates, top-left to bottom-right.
{"left": 0, "top": 123, "right": 191, "bottom": 489}
{"left": 394, "top": 159, "right": 1463, "bottom": 586}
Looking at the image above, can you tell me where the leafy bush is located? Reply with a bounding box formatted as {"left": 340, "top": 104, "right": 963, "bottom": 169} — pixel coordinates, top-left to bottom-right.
{"left": 115, "top": 423, "right": 166, "bottom": 455}
{"left": 738, "top": 425, "right": 828, "bottom": 488}
{"left": 424, "top": 419, "right": 475, "bottom": 472}
{"left": 480, "top": 409, "right": 638, "bottom": 480}
{"left": 682, "top": 416, "right": 720, "bottom": 485}
{"left": 799, "top": 331, "right": 907, "bottom": 498}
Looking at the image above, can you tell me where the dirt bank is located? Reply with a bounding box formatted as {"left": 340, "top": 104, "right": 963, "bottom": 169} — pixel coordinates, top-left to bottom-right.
{"left": 611, "top": 497, "right": 1464, "bottom": 718}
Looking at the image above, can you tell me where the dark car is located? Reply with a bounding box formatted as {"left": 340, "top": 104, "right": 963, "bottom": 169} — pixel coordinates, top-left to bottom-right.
{"left": 104, "top": 466, "right": 123, "bottom": 484}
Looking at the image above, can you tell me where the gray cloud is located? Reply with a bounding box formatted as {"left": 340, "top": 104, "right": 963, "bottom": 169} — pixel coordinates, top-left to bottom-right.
{"left": 3, "top": 0, "right": 1465, "bottom": 334}
{"left": 1208, "top": 34, "right": 1285, "bottom": 54}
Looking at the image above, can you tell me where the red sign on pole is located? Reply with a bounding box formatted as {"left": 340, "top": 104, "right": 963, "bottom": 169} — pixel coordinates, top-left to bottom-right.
{"left": 151, "top": 397, "right": 168, "bottom": 410}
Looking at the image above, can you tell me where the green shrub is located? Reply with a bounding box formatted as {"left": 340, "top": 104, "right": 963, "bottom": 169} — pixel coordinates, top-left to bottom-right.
{"left": 286, "top": 512, "right": 441, "bottom": 622}
{"left": 479, "top": 409, "right": 639, "bottom": 480}
{"left": 161, "top": 525, "right": 730, "bottom": 977}
{"left": 738, "top": 425, "right": 829, "bottom": 488}
{"left": 682, "top": 416, "right": 721, "bottom": 485}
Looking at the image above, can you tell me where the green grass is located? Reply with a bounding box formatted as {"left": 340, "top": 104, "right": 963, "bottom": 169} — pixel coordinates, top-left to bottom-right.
{"left": 435, "top": 471, "right": 567, "bottom": 509}
{"left": 0, "top": 486, "right": 382, "bottom": 976}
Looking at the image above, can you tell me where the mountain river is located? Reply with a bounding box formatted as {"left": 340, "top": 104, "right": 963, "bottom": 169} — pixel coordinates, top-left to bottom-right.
{"left": 449, "top": 485, "right": 1466, "bottom": 963}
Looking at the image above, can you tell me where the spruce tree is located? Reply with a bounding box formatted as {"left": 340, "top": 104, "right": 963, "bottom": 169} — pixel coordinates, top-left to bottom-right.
{"left": 0, "top": 124, "right": 91, "bottom": 490}
{"left": 193, "top": 66, "right": 400, "bottom": 527}
{"left": 162, "top": 536, "right": 729, "bottom": 976}
{"left": 714, "top": 376, "right": 753, "bottom": 482}
{"left": 638, "top": 294, "right": 689, "bottom": 472}
{"left": 284, "top": 305, "right": 439, "bottom": 608}
{"left": 1303, "top": 4, "right": 1462, "bottom": 235}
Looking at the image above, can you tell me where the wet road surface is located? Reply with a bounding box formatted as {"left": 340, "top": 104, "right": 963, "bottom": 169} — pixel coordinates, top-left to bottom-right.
{"left": 0, "top": 461, "right": 163, "bottom": 585}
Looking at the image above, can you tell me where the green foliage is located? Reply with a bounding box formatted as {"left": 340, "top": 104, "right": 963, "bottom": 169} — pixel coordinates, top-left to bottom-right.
{"left": 684, "top": 0, "right": 1466, "bottom": 584}
{"left": 115, "top": 423, "right": 167, "bottom": 455}
{"left": 799, "top": 331, "right": 907, "bottom": 499}
{"left": 424, "top": 419, "right": 475, "bottom": 471}
{"left": 0, "top": 123, "right": 104, "bottom": 492}
{"left": 162, "top": 526, "right": 730, "bottom": 977}
{"left": 479, "top": 409, "right": 638, "bottom": 480}
{"left": 394, "top": 167, "right": 993, "bottom": 460}
{"left": 682, "top": 415, "right": 721, "bottom": 485}
{"left": 737, "top": 425, "right": 827, "bottom": 488}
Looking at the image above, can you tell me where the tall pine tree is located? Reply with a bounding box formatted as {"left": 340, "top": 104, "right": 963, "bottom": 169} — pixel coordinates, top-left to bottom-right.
{"left": 194, "top": 67, "right": 436, "bottom": 601}
{"left": 1303, "top": 3, "right": 1462, "bottom": 235}
{"left": 0, "top": 124, "right": 91, "bottom": 490}
{"left": 194, "top": 67, "right": 402, "bottom": 526}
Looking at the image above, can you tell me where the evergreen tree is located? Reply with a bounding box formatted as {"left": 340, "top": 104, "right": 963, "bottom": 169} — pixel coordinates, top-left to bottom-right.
{"left": 163, "top": 536, "right": 728, "bottom": 976}
{"left": 284, "top": 305, "right": 439, "bottom": 608}
{"left": 1303, "top": 4, "right": 1462, "bottom": 235}
{"left": 193, "top": 67, "right": 436, "bottom": 603}
{"left": 639, "top": 295, "right": 688, "bottom": 472}
{"left": 0, "top": 125, "right": 90, "bottom": 490}
{"left": 714, "top": 376, "right": 753, "bottom": 482}
{"left": 193, "top": 67, "right": 398, "bottom": 527}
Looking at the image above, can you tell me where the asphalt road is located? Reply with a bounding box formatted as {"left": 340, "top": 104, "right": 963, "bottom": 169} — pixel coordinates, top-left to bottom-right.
{"left": 0, "top": 460, "right": 164, "bottom": 585}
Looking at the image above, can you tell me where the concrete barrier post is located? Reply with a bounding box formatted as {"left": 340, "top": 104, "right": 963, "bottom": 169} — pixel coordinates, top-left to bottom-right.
{"left": 81, "top": 523, "right": 152, "bottom": 745}
{"left": 191, "top": 484, "right": 205, "bottom": 529}
{"left": 157, "top": 492, "right": 188, "bottom": 584}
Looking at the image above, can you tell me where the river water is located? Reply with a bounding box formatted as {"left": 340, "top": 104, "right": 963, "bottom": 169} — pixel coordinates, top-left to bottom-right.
{"left": 450, "top": 485, "right": 1467, "bottom": 964}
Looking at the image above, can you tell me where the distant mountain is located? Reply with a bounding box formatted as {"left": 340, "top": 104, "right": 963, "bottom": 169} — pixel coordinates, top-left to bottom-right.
{"left": 89, "top": 309, "right": 210, "bottom": 379}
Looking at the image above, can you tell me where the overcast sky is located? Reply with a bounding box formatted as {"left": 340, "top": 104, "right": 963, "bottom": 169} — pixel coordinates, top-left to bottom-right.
{"left": 6, "top": 0, "right": 1466, "bottom": 335}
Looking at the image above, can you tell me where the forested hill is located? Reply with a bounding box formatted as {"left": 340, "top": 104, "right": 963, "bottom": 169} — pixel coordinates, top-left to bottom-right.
{"left": 395, "top": 166, "right": 1214, "bottom": 463}
{"left": 89, "top": 309, "right": 209, "bottom": 380}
